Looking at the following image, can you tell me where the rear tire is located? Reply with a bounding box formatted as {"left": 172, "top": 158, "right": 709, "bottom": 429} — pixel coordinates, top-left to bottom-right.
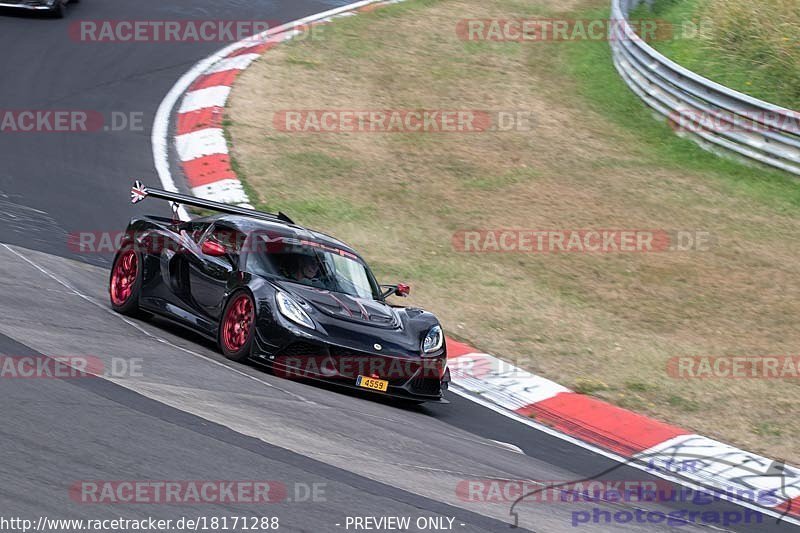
{"left": 109, "top": 248, "right": 142, "bottom": 315}
{"left": 219, "top": 291, "right": 256, "bottom": 362}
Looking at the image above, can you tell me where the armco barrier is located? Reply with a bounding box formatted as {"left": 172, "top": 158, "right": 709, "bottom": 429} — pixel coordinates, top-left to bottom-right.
{"left": 610, "top": 0, "right": 800, "bottom": 175}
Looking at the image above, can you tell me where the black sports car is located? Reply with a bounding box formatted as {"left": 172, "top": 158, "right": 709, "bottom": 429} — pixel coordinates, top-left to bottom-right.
{"left": 110, "top": 182, "right": 449, "bottom": 403}
{"left": 0, "top": 0, "right": 75, "bottom": 18}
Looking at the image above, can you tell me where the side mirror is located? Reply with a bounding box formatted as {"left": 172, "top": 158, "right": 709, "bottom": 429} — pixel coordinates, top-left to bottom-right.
{"left": 201, "top": 240, "right": 227, "bottom": 257}
{"left": 395, "top": 283, "right": 411, "bottom": 297}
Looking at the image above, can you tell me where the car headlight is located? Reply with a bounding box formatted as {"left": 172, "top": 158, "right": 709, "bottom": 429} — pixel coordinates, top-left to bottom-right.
{"left": 422, "top": 325, "right": 444, "bottom": 353}
{"left": 276, "top": 292, "right": 315, "bottom": 330}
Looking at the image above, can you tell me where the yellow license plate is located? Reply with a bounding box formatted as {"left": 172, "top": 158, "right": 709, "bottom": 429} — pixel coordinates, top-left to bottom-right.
{"left": 356, "top": 375, "right": 389, "bottom": 392}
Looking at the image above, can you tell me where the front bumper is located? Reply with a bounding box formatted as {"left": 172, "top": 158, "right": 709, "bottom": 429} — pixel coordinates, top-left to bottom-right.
{"left": 252, "top": 335, "right": 449, "bottom": 402}
{"left": 273, "top": 369, "right": 451, "bottom": 404}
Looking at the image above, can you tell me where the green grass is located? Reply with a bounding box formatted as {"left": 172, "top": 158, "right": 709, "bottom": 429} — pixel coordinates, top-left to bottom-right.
{"left": 462, "top": 167, "right": 543, "bottom": 190}
{"left": 276, "top": 151, "right": 358, "bottom": 181}
{"left": 753, "top": 421, "right": 783, "bottom": 437}
{"left": 631, "top": 0, "right": 800, "bottom": 110}
{"left": 667, "top": 394, "right": 700, "bottom": 412}
{"left": 557, "top": 5, "right": 800, "bottom": 212}
{"left": 573, "top": 378, "right": 611, "bottom": 395}
{"left": 277, "top": 197, "right": 374, "bottom": 223}
{"left": 624, "top": 380, "right": 655, "bottom": 392}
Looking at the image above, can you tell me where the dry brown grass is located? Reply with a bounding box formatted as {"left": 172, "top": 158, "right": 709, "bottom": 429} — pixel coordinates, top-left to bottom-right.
{"left": 227, "top": 0, "right": 800, "bottom": 462}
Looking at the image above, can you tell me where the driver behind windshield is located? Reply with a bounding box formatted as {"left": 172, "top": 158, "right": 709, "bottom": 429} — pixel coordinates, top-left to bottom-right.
{"left": 247, "top": 238, "right": 378, "bottom": 299}
{"left": 282, "top": 254, "right": 324, "bottom": 287}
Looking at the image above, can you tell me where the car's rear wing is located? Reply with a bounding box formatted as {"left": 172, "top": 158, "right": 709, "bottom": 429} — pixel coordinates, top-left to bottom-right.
{"left": 130, "top": 181, "right": 294, "bottom": 225}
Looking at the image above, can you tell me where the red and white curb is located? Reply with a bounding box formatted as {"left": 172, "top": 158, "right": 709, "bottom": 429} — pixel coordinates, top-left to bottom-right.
{"left": 173, "top": 34, "right": 293, "bottom": 205}
{"left": 446, "top": 340, "right": 800, "bottom": 519}
{"left": 153, "top": 0, "right": 800, "bottom": 523}
{"left": 157, "top": 0, "right": 406, "bottom": 207}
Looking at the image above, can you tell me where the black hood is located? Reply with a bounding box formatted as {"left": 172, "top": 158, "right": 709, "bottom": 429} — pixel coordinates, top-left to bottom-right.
{"left": 276, "top": 282, "right": 399, "bottom": 329}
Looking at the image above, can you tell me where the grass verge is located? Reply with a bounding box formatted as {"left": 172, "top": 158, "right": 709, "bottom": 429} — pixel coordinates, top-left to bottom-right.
{"left": 227, "top": 0, "right": 800, "bottom": 463}
{"left": 632, "top": 0, "right": 800, "bottom": 110}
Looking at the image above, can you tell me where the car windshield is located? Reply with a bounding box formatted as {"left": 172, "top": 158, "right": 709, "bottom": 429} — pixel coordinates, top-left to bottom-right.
{"left": 247, "top": 237, "right": 378, "bottom": 299}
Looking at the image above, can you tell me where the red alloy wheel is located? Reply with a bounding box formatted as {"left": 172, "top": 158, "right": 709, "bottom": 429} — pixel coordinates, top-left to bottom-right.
{"left": 222, "top": 294, "right": 255, "bottom": 353}
{"left": 110, "top": 250, "right": 138, "bottom": 306}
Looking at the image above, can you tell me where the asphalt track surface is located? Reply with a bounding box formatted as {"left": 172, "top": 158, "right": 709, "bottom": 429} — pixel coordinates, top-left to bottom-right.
{"left": 0, "top": 2, "right": 796, "bottom": 532}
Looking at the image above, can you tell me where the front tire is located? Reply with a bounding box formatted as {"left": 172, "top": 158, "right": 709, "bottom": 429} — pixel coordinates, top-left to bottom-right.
{"left": 219, "top": 291, "right": 256, "bottom": 362}
{"left": 48, "top": 0, "right": 66, "bottom": 18}
{"left": 109, "top": 248, "right": 142, "bottom": 315}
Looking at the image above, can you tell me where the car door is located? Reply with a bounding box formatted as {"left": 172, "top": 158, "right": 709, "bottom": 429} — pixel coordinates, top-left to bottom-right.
{"left": 187, "top": 224, "right": 243, "bottom": 320}
{"left": 148, "top": 220, "right": 207, "bottom": 303}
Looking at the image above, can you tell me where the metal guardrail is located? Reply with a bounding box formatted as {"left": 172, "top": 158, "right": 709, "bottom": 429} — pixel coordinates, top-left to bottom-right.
{"left": 610, "top": 0, "right": 800, "bottom": 175}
